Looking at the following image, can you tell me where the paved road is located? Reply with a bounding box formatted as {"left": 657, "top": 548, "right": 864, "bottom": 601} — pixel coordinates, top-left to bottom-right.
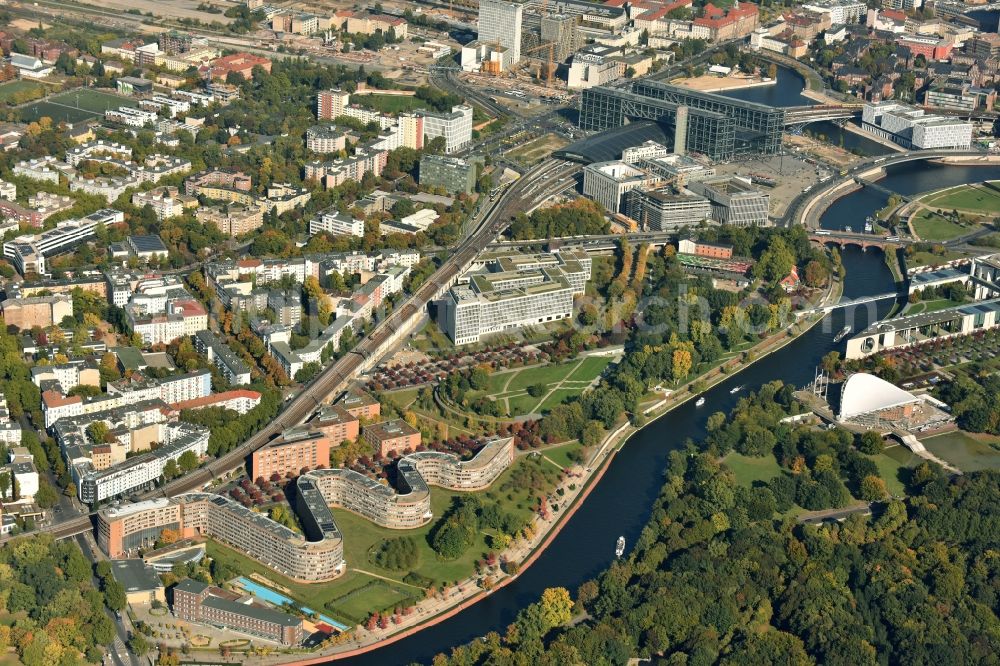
{"left": 76, "top": 533, "right": 141, "bottom": 666}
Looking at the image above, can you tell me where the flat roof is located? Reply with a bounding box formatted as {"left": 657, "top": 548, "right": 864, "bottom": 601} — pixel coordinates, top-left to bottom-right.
{"left": 853, "top": 297, "right": 1000, "bottom": 337}
{"left": 111, "top": 559, "right": 163, "bottom": 593}
{"left": 364, "top": 419, "right": 418, "bottom": 441}
{"left": 201, "top": 595, "right": 302, "bottom": 627}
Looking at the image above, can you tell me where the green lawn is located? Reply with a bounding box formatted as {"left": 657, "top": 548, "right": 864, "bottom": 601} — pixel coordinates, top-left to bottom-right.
{"left": 922, "top": 431, "right": 1000, "bottom": 472}
{"left": 904, "top": 249, "right": 968, "bottom": 269}
{"left": 330, "top": 580, "right": 412, "bottom": 623}
{"left": 0, "top": 80, "right": 46, "bottom": 104}
{"left": 480, "top": 357, "right": 612, "bottom": 416}
{"left": 538, "top": 388, "right": 582, "bottom": 412}
{"left": 721, "top": 452, "right": 783, "bottom": 487}
{"left": 540, "top": 440, "right": 584, "bottom": 468}
{"left": 902, "top": 298, "right": 964, "bottom": 316}
{"left": 923, "top": 182, "right": 1000, "bottom": 214}
{"left": 565, "top": 355, "right": 614, "bottom": 382}
{"left": 868, "top": 445, "right": 916, "bottom": 496}
{"left": 506, "top": 362, "right": 584, "bottom": 394}
{"left": 19, "top": 89, "right": 138, "bottom": 124}
{"left": 354, "top": 94, "right": 425, "bottom": 114}
{"left": 911, "top": 211, "right": 970, "bottom": 242}
{"left": 206, "top": 456, "right": 559, "bottom": 624}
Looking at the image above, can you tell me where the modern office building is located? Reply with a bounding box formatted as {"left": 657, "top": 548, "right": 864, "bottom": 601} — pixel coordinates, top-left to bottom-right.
{"left": 477, "top": 0, "right": 523, "bottom": 66}
{"left": 441, "top": 249, "right": 591, "bottom": 345}
{"left": 582, "top": 160, "right": 659, "bottom": 213}
{"left": 578, "top": 81, "right": 786, "bottom": 159}
{"left": 687, "top": 176, "right": 771, "bottom": 227}
{"left": 3, "top": 209, "right": 123, "bottom": 276}
{"left": 173, "top": 579, "right": 304, "bottom": 646}
{"left": 845, "top": 298, "right": 1000, "bottom": 359}
{"left": 419, "top": 105, "right": 474, "bottom": 154}
{"left": 625, "top": 189, "right": 712, "bottom": 231}
{"left": 99, "top": 499, "right": 181, "bottom": 557}
{"left": 251, "top": 427, "right": 332, "bottom": 480}
{"left": 541, "top": 13, "right": 582, "bottom": 61}
{"left": 419, "top": 154, "right": 478, "bottom": 195}
{"left": 861, "top": 101, "right": 972, "bottom": 150}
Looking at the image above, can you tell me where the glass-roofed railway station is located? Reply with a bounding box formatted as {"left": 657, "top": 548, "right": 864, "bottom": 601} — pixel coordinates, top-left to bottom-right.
{"left": 574, "top": 80, "right": 786, "bottom": 160}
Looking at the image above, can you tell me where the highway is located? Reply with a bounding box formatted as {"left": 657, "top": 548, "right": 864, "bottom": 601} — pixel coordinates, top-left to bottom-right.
{"left": 23, "top": 157, "right": 581, "bottom": 543}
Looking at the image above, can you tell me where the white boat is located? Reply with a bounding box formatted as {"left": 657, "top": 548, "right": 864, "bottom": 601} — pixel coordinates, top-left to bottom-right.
{"left": 695, "top": 397, "right": 706, "bottom": 407}
{"left": 615, "top": 536, "right": 625, "bottom": 558}
{"left": 730, "top": 385, "right": 744, "bottom": 394}
{"left": 834, "top": 326, "right": 852, "bottom": 343}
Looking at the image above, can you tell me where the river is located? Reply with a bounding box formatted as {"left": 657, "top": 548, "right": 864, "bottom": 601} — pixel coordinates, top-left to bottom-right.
{"left": 328, "top": 78, "right": 1000, "bottom": 666}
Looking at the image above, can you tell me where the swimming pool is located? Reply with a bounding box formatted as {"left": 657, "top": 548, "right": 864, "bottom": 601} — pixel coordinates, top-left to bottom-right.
{"left": 235, "top": 577, "right": 350, "bottom": 631}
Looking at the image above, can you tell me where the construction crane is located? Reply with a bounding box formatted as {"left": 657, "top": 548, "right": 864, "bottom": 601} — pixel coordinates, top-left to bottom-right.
{"left": 521, "top": 41, "right": 557, "bottom": 86}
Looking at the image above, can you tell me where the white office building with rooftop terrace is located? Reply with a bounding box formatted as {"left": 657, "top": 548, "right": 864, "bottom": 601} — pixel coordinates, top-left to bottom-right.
{"left": 441, "top": 249, "right": 591, "bottom": 345}
{"left": 862, "top": 101, "right": 972, "bottom": 150}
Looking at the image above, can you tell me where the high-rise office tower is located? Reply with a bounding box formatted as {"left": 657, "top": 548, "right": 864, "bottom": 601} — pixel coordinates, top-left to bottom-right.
{"left": 478, "top": 0, "right": 523, "bottom": 65}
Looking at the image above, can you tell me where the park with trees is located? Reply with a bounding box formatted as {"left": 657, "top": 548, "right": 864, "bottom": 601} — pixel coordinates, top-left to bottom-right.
{"left": 427, "top": 384, "right": 1000, "bottom": 665}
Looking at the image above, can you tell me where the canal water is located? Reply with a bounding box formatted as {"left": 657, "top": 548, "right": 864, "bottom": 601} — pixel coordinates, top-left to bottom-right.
{"left": 821, "top": 162, "right": 1000, "bottom": 233}
{"left": 719, "top": 65, "right": 815, "bottom": 108}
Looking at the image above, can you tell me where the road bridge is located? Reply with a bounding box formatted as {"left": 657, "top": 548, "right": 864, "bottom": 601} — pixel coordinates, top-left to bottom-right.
{"left": 809, "top": 232, "right": 907, "bottom": 251}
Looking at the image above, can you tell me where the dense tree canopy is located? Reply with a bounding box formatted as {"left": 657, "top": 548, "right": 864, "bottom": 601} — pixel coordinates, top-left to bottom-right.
{"left": 430, "top": 386, "right": 1000, "bottom": 665}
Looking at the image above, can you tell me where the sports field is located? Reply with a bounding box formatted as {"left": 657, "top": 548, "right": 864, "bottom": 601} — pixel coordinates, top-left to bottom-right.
{"left": 922, "top": 181, "right": 1000, "bottom": 214}
{"left": 19, "top": 89, "right": 138, "bottom": 124}
{"left": 481, "top": 355, "right": 614, "bottom": 416}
